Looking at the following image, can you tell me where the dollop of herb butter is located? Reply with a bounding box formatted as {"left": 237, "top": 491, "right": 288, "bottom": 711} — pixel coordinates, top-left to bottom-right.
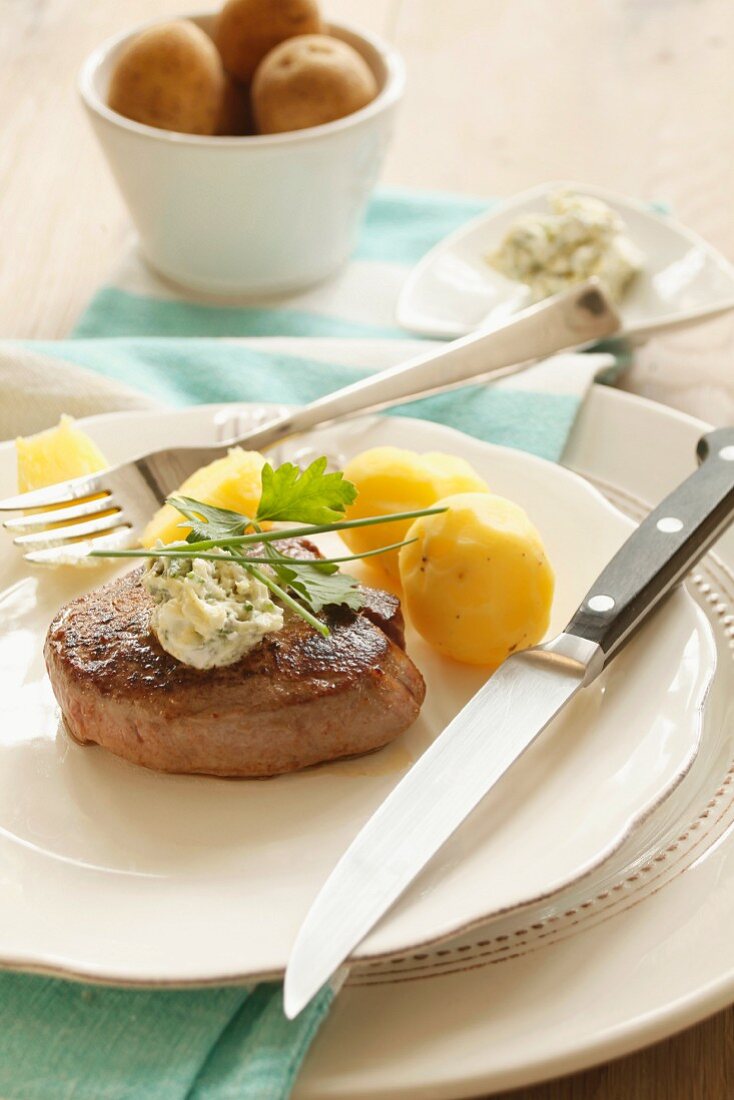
{"left": 486, "top": 190, "right": 645, "bottom": 303}
{"left": 144, "top": 550, "right": 284, "bottom": 669}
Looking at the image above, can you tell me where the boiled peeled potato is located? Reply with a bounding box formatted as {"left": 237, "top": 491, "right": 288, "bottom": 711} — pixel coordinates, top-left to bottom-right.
{"left": 340, "top": 447, "right": 489, "bottom": 581}
{"left": 399, "top": 493, "right": 555, "bottom": 666}
{"left": 142, "top": 448, "right": 266, "bottom": 546}
{"left": 108, "top": 21, "right": 226, "bottom": 135}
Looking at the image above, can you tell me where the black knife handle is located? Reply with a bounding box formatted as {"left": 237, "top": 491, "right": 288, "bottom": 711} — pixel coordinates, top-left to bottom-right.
{"left": 566, "top": 427, "right": 734, "bottom": 666}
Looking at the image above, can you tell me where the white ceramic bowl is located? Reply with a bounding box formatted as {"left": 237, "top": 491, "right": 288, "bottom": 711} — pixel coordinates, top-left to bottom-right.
{"left": 79, "top": 14, "right": 404, "bottom": 296}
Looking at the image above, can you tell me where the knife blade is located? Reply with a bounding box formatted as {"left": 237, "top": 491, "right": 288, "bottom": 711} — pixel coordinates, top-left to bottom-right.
{"left": 284, "top": 426, "right": 734, "bottom": 1019}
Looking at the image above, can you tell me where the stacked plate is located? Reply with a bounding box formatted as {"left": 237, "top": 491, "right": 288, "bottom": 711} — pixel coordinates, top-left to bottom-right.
{"left": 2, "top": 334, "right": 734, "bottom": 1098}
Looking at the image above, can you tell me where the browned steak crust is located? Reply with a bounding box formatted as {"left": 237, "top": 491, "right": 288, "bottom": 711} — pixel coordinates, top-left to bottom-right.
{"left": 44, "top": 541, "right": 426, "bottom": 777}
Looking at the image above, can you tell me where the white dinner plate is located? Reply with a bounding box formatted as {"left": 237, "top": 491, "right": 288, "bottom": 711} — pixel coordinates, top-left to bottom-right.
{"left": 0, "top": 392, "right": 716, "bottom": 985}
{"left": 396, "top": 180, "right": 734, "bottom": 340}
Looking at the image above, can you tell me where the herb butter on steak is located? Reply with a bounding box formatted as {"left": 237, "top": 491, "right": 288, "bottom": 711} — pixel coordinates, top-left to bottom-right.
{"left": 44, "top": 539, "right": 426, "bottom": 777}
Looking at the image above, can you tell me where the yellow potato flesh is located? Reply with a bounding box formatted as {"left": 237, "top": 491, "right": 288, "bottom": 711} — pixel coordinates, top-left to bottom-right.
{"left": 16, "top": 415, "right": 107, "bottom": 492}
{"left": 141, "top": 448, "right": 266, "bottom": 547}
{"left": 399, "top": 492, "right": 555, "bottom": 667}
{"left": 340, "top": 447, "right": 489, "bottom": 580}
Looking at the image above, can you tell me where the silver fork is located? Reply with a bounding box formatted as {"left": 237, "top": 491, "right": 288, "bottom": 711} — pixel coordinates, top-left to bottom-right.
{"left": 1, "top": 281, "right": 620, "bottom": 565}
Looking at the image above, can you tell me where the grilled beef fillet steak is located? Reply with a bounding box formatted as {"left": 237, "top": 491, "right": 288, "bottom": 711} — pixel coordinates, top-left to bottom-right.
{"left": 44, "top": 539, "right": 426, "bottom": 777}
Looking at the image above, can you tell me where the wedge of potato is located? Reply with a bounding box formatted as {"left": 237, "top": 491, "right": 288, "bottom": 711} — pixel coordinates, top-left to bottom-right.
{"left": 16, "top": 415, "right": 107, "bottom": 493}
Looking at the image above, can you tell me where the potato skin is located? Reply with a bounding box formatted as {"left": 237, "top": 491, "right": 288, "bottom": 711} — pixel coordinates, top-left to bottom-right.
{"left": 252, "top": 34, "right": 378, "bottom": 134}
{"left": 399, "top": 493, "right": 555, "bottom": 666}
{"left": 215, "top": 0, "right": 323, "bottom": 83}
{"left": 340, "top": 447, "right": 489, "bottom": 581}
{"left": 108, "top": 20, "right": 225, "bottom": 135}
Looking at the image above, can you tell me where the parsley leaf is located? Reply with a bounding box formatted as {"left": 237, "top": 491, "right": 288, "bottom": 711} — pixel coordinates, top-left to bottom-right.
{"left": 256, "top": 458, "right": 357, "bottom": 525}
{"left": 167, "top": 496, "right": 252, "bottom": 543}
{"left": 256, "top": 541, "right": 365, "bottom": 615}
{"left": 271, "top": 557, "right": 364, "bottom": 614}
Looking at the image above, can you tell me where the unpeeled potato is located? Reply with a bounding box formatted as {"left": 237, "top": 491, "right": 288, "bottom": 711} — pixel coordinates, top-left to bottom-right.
{"left": 215, "top": 0, "right": 323, "bottom": 83}
{"left": 142, "top": 448, "right": 266, "bottom": 546}
{"left": 252, "top": 34, "right": 378, "bottom": 134}
{"left": 399, "top": 493, "right": 555, "bottom": 666}
{"left": 108, "top": 20, "right": 226, "bottom": 135}
{"left": 340, "top": 447, "right": 490, "bottom": 581}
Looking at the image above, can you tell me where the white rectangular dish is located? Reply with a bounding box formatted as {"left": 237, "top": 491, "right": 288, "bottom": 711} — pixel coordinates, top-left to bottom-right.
{"left": 397, "top": 181, "right": 734, "bottom": 340}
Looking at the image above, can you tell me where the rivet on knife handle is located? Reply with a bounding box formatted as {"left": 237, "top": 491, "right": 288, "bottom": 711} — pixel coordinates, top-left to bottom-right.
{"left": 567, "top": 426, "right": 734, "bottom": 667}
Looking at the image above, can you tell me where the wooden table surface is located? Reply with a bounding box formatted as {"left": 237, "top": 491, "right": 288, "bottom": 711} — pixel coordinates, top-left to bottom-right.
{"left": 2, "top": 0, "right": 734, "bottom": 1096}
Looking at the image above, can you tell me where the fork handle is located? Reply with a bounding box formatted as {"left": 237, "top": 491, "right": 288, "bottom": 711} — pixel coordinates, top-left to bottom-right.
{"left": 231, "top": 281, "right": 620, "bottom": 452}
{"left": 567, "top": 427, "right": 734, "bottom": 668}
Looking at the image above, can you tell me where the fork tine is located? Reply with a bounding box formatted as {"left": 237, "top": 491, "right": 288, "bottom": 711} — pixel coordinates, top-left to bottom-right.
{"left": 23, "top": 528, "right": 136, "bottom": 566}
{"left": 0, "top": 472, "right": 108, "bottom": 512}
{"left": 4, "top": 497, "right": 119, "bottom": 532}
{"left": 13, "top": 513, "right": 129, "bottom": 549}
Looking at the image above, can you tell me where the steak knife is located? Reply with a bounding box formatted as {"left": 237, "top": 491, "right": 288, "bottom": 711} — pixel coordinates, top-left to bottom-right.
{"left": 284, "top": 427, "right": 734, "bottom": 1018}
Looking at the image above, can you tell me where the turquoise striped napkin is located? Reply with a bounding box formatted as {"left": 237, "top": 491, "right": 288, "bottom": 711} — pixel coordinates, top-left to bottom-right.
{"left": 1, "top": 189, "right": 617, "bottom": 1099}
